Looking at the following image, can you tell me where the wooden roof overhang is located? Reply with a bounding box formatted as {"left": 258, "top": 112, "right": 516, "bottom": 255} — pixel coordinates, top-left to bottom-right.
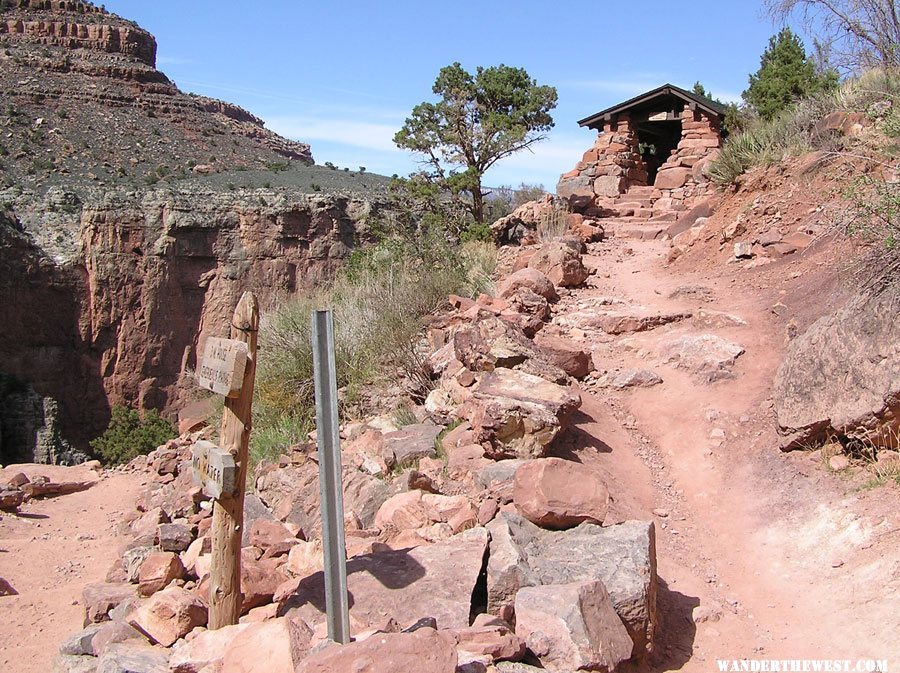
{"left": 578, "top": 83, "right": 728, "bottom": 131}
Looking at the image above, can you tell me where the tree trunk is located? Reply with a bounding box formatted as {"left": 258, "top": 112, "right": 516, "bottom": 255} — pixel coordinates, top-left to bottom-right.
{"left": 472, "top": 178, "right": 485, "bottom": 224}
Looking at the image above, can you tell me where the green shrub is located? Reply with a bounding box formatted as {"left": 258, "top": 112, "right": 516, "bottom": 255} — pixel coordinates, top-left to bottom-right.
{"left": 709, "top": 68, "right": 900, "bottom": 186}
{"left": 251, "top": 235, "right": 495, "bottom": 464}
{"left": 90, "top": 405, "right": 176, "bottom": 465}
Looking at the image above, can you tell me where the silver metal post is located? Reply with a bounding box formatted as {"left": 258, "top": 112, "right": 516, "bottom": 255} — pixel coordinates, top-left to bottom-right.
{"left": 311, "top": 309, "right": 350, "bottom": 644}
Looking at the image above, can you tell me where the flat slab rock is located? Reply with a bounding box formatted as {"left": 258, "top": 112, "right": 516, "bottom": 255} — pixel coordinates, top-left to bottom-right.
{"left": 659, "top": 334, "right": 745, "bottom": 382}
{"left": 559, "top": 307, "right": 691, "bottom": 334}
{"left": 486, "top": 513, "right": 657, "bottom": 660}
{"left": 280, "top": 527, "right": 489, "bottom": 632}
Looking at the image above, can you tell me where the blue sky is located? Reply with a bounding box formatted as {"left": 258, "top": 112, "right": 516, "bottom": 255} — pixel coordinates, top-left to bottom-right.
{"left": 104, "top": 1, "right": 799, "bottom": 189}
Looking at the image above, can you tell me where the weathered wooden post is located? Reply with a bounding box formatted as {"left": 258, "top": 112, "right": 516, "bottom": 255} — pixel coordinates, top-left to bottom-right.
{"left": 193, "top": 292, "right": 259, "bottom": 629}
{"left": 311, "top": 309, "right": 350, "bottom": 644}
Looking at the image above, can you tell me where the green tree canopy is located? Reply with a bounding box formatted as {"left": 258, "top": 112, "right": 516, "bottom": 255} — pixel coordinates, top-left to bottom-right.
{"left": 743, "top": 27, "right": 839, "bottom": 120}
{"left": 394, "top": 62, "right": 557, "bottom": 225}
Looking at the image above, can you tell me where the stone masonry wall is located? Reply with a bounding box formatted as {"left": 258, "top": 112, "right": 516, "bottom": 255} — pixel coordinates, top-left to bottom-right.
{"left": 557, "top": 103, "right": 722, "bottom": 212}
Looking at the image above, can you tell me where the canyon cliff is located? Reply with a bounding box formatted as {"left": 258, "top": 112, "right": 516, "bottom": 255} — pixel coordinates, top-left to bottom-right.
{"left": 0, "top": 1, "right": 387, "bottom": 462}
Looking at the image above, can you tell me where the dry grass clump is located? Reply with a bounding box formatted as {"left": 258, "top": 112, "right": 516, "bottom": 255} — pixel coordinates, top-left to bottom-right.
{"left": 251, "top": 236, "right": 496, "bottom": 463}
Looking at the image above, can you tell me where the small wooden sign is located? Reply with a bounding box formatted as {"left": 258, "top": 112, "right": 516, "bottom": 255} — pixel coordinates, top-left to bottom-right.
{"left": 648, "top": 111, "right": 668, "bottom": 121}
{"left": 196, "top": 338, "right": 248, "bottom": 397}
{"left": 191, "top": 440, "right": 238, "bottom": 500}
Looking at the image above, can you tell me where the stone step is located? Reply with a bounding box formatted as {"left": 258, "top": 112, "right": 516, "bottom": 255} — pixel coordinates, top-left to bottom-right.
{"left": 625, "top": 186, "right": 655, "bottom": 196}
{"left": 611, "top": 198, "right": 654, "bottom": 209}
{"left": 609, "top": 222, "right": 668, "bottom": 240}
{"left": 648, "top": 212, "right": 678, "bottom": 223}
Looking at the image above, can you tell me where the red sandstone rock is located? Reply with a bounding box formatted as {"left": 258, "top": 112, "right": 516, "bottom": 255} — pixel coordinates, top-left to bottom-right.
{"left": 221, "top": 617, "right": 313, "bottom": 673}
{"left": 128, "top": 586, "right": 207, "bottom": 647}
{"left": 654, "top": 167, "right": 692, "bottom": 190}
{"left": 137, "top": 551, "right": 185, "bottom": 597}
{"left": 82, "top": 582, "right": 136, "bottom": 626}
{"left": 515, "top": 581, "right": 633, "bottom": 672}
{"left": 497, "top": 268, "right": 558, "bottom": 302}
{"left": 527, "top": 242, "right": 589, "bottom": 288}
{"left": 460, "top": 369, "right": 581, "bottom": 459}
{"left": 169, "top": 623, "right": 251, "bottom": 673}
{"left": 296, "top": 627, "right": 457, "bottom": 673}
{"left": 513, "top": 458, "right": 609, "bottom": 529}
{"left": 533, "top": 333, "right": 593, "bottom": 379}
{"left": 248, "top": 518, "right": 297, "bottom": 551}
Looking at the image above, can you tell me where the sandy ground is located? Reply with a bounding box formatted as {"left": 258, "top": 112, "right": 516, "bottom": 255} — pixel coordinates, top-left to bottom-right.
{"left": 571, "top": 235, "right": 900, "bottom": 669}
{"left": 0, "top": 464, "right": 144, "bottom": 672}
{"left": 0, "top": 228, "right": 898, "bottom": 672}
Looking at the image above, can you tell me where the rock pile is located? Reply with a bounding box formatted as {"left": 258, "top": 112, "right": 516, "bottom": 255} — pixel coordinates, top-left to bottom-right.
{"left": 53, "top": 239, "right": 658, "bottom": 673}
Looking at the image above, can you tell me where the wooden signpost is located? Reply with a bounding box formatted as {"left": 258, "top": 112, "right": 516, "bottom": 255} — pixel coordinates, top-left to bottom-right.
{"left": 193, "top": 292, "right": 259, "bottom": 630}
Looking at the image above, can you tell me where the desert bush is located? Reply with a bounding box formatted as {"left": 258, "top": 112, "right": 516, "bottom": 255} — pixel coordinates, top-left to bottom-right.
{"left": 90, "top": 405, "right": 175, "bottom": 465}
{"left": 842, "top": 175, "right": 900, "bottom": 291}
{"left": 251, "top": 235, "right": 496, "bottom": 463}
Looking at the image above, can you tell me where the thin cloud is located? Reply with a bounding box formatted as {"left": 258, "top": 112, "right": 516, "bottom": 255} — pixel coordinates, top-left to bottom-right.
{"left": 265, "top": 116, "right": 403, "bottom": 154}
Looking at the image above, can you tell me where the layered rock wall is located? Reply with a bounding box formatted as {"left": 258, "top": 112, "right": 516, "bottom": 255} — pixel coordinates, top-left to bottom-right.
{"left": 0, "top": 191, "right": 381, "bottom": 458}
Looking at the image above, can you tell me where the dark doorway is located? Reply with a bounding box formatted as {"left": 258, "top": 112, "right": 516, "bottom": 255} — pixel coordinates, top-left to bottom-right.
{"left": 636, "top": 120, "right": 682, "bottom": 185}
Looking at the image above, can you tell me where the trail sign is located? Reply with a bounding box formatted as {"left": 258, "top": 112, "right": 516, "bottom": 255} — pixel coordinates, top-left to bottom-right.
{"left": 191, "top": 440, "right": 237, "bottom": 500}
{"left": 196, "top": 337, "right": 248, "bottom": 397}
{"left": 199, "top": 292, "right": 259, "bottom": 630}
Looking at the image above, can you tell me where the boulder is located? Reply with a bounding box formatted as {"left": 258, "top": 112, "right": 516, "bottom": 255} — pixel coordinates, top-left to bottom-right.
{"left": 155, "top": 522, "right": 192, "bottom": 553}
{"left": 220, "top": 617, "right": 312, "bottom": 673}
{"left": 257, "top": 460, "right": 392, "bottom": 535}
{"left": 240, "top": 556, "right": 288, "bottom": 613}
{"left": 52, "top": 654, "right": 98, "bottom": 673}
{"left": 169, "top": 622, "right": 251, "bottom": 673}
{"left": 459, "top": 369, "right": 581, "bottom": 459}
{"left": 128, "top": 586, "right": 207, "bottom": 647}
{"left": 59, "top": 624, "right": 105, "bottom": 656}
{"left": 505, "top": 287, "right": 551, "bottom": 321}
{"left": 0, "top": 576, "right": 17, "bottom": 595}
{"left": 0, "top": 486, "right": 25, "bottom": 511}
{"left": 497, "top": 269, "right": 558, "bottom": 302}
{"left": 94, "top": 643, "right": 169, "bottom": 673}
{"left": 527, "top": 242, "right": 589, "bottom": 288}
{"left": 515, "top": 581, "right": 632, "bottom": 672}
{"left": 486, "top": 513, "right": 656, "bottom": 660}
{"left": 382, "top": 424, "right": 443, "bottom": 465}
{"left": 91, "top": 622, "right": 146, "bottom": 657}
{"left": 610, "top": 369, "right": 663, "bottom": 389}
{"left": 248, "top": 519, "right": 296, "bottom": 551}
{"left": 654, "top": 167, "right": 691, "bottom": 190}
{"left": 659, "top": 334, "right": 745, "bottom": 382}
{"left": 296, "top": 627, "right": 457, "bottom": 673}
{"left": 137, "top": 552, "right": 185, "bottom": 597}
{"left": 374, "top": 490, "right": 477, "bottom": 535}
{"left": 82, "top": 583, "right": 136, "bottom": 626}
{"left": 280, "top": 528, "right": 489, "bottom": 632}
{"left": 533, "top": 334, "right": 593, "bottom": 379}
{"left": 774, "top": 292, "right": 900, "bottom": 448}
{"left": 452, "top": 623, "right": 526, "bottom": 662}
{"left": 513, "top": 458, "right": 609, "bottom": 529}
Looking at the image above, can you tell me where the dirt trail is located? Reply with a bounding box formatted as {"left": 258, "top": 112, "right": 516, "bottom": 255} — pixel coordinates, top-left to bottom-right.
{"left": 568, "top": 236, "right": 900, "bottom": 668}
{"left": 0, "top": 464, "right": 144, "bottom": 673}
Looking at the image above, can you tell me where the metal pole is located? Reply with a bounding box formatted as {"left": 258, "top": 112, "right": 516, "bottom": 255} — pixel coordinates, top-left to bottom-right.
{"left": 311, "top": 309, "right": 350, "bottom": 644}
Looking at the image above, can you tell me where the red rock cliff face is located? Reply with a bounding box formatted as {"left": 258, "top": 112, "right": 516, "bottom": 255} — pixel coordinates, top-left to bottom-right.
{"left": 0, "top": 0, "right": 157, "bottom": 66}
{"left": 1, "top": 190, "right": 380, "bottom": 451}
